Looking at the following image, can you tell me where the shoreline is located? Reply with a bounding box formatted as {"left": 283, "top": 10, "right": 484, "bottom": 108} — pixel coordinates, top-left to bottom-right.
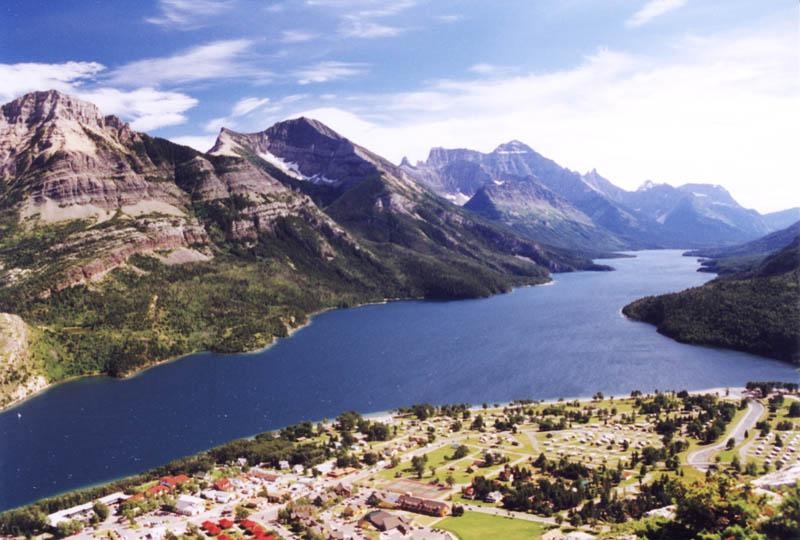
{"left": 0, "top": 294, "right": 427, "bottom": 414}
{"left": 0, "top": 384, "right": 755, "bottom": 514}
{"left": 0, "top": 275, "right": 563, "bottom": 414}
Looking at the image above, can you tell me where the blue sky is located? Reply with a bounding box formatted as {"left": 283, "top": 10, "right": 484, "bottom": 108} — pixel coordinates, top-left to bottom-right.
{"left": 1, "top": 0, "right": 797, "bottom": 212}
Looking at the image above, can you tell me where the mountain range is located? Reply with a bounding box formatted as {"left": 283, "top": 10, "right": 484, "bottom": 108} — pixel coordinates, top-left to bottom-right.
{"left": 0, "top": 90, "right": 796, "bottom": 408}
{"left": 401, "top": 142, "right": 794, "bottom": 252}
{"left": 0, "top": 90, "right": 602, "bottom": 408}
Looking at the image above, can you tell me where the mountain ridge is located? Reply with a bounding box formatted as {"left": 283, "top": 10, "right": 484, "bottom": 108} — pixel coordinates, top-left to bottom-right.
{"left": 402, "top": 142, "right": 780, "bottom": 250}
{"left": 0, "top": 90, "right": 604, "bottom": 409}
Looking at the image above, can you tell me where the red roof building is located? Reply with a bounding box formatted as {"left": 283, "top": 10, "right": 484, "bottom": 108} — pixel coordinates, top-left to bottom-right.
{"left": 214, "top": 478, "right": 232, "bottom": 492}
{"left": 160, "top": 474, "right": 191, "bottom": 489}
{"left": 202, "top": 521, "right": 221, "bottom": 536}
{"left": 240, "top": 519, "right": 257, "bottom": 529}
{"left": 146, "top": 485, "right": 170, "bottom": 496}
{"left": 218, "top": 518, "right": 234, "bottom": 529}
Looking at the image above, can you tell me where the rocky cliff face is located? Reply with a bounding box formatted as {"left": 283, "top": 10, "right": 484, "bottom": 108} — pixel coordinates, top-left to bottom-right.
{"left": 0, "top": 91, "right": 189, "bottom": 222}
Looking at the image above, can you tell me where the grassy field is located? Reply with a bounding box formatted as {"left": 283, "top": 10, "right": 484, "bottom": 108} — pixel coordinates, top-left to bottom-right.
{"left": 437, "top": 511, "right": 548, "bottom": 540}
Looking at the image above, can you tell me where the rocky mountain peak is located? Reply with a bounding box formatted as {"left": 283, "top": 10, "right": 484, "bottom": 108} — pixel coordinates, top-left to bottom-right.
{"left": 492, "top": 140, "right": 533, "bottom": 154}
{"left": 638, "top": 180, "right": 659, "bottom": 191}
{"left": 678, "top": 183, "right": 738, "bottom": 205}
{"left": 264, "top": 116, "right": 346, "bottom": 147}
{"left": 1, "top": 90, "right": 109, "bottom": 128}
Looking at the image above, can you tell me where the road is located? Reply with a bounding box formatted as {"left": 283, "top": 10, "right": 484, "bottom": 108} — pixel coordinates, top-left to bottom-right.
{"left": 687, "top": 400, "right": 765, "bottom": 471}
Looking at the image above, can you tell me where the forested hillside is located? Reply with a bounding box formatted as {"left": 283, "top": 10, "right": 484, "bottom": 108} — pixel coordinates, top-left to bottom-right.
{"left": 623, "top": 238, "right": 800, "bottom": 363}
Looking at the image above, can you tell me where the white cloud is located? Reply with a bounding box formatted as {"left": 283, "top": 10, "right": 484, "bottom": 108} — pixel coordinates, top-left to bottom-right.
{"left": 308, "top": 0, "right": 414, "bottom": 39}
{"left": 204, "top": 116, "right": 231, "bottom": 133}
{"left": 435, "top": 14, "right": 463, "bottom": 24}
{"left": 280, "top": 30, "right": 318, "bottom": 43}
{"left": 0, "top": 62, "right": 198, "bottom": 131}
{"left": 109, "top": 40, "right": 262, "bottom": 87}
{"left": 168, "top": 135, "right": 218, "bottom": 152}
{"left": 340, "top": 18, "right": 403, "bottom": 38}
{"left": 231, "top": 96, "right": 271, "bottom": 116}
{"left": 294, "top": 61, "right": 366, "bottom": 85}
{"left": 468, "top": 63, "right": 516, "bottom": 76}
{"left": 626, "top": 0, "right": 687, "bottom": 28}
{"left": 77, "top": 87, "right": 198, "bottom": 131}
{"left": 146, "top": 0, "right": 234, "bottom": 29}
{"left": 279, "top": 23, "right": 797, "bottom": 213}
{"left": 201, "top": 96, "right": 271, "bottom": 132}
{"left": 0, "top": 61, "right": 104, "bottom": 102}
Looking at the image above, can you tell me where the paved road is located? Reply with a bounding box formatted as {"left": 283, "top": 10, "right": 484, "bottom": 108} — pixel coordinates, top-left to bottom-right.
{"left": 687, "top": 400, "right": 765, "bottom": 471}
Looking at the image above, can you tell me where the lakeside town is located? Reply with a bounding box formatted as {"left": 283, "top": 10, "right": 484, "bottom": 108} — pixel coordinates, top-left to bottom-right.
{"left": 2, "top": 383, "right": 798, "bottom": 540}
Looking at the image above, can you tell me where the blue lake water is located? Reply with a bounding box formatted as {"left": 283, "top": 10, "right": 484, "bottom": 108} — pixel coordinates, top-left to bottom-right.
{"left": 0, "top": 250, "right": 796, "bottom": 511}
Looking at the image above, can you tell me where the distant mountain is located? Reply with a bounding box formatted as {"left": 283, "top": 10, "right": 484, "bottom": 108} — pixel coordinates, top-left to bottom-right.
{"left": 463, "top": 178, "right": 626, "bottom": 253}
{"left": 402, "top": 142, "right": 653, "bottom": 251}
{"left": 685, "top": 220, "right": 800, "bottom": 274}
{"left": 0, "top": 91, "right": 604, "bottom": 408}
{"left": 623, "top": 237, "right": 800, "bottom": 363}
{"left": 763, "top": 207, "right": 800, "bottom": 232}
{"left": 403, "top": 143, "right": 775, "bottom": 250}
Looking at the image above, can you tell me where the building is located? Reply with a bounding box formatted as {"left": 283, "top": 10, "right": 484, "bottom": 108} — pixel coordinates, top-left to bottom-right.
{"left": 360, "top": 510, "right": 410, "bottom": 534}
{"left": 214, "top": 478, "right": 232, "bottom": 491}
{"left": 334, "top": 483, "right": 352, "bottom": 497}
{"left": 397, "top": 495, "right": 450, "bottom": 517}
{"left": 204, "top": 489, "right": 235, "bottom": 503}
{"left": 46, "top": 492, "right": 130, "bottom": 527}
{"left": 175, "top": 494, "right": 205, "bottom": 516}
{"left": 159, "top": 474, "right": 190, "bottom": 489}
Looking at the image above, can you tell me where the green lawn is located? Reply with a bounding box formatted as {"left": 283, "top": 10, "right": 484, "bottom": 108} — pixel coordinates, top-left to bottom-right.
{"left": 437, "top": 511, "right": 548, "bottom": 540}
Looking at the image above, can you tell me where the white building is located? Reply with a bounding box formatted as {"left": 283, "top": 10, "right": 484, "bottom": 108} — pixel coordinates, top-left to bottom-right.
{"left": 175, "top": 494, "right": 205, "bottom": 516}
{"left": 47, "top": 492, "right": 130, "bottom": 527}
{"left": 203, "top": 489, "right": 235, "bottom": 503}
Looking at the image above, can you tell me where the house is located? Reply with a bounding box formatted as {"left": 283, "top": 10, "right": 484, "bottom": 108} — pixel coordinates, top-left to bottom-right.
{"left": 397, "top": 495, "right": 450, "bottom": 517}
{"left": 202, "top": 521, "right": 221, "bottom": 535}
{"left": 250, "top": 469, "right": 280, "bottom": 483}
{"left": 314, "top": 460, "right": 335, "bottom": 475}
{"left": 334, "top": 483, "right": 352, "bottom": 497}
{"left": 327, "top": 467, "right": 358, "bottom": 478}
{"left": 214, "top": 478, "right": 232, "bottom": 491}
{"left": 159, "top": 474, "right": 190, "bottom": 489}
{"left": 218, "top": 518, "right": 235, "bottom": 529}
{"left": 175, "top": 494, "right": 205, "bottom": 516}
{"left": 292, "top": 464, "right": 305, "bottom": 475}
{"left": 278, "top": 460, "right": 291, "bottom": 470}
{"left": 360, "top": 510, "right": 410, "bottom": 534}
{"left": 146, "top": 485, "right": 170, "bottom": 497}
{"left": 461, "top": 485, "right": 475, "bottom": 499}
{"left": 204, "top": 489, "right": 235, "bottom": 503}
{"left": 264, "top": 487, "right": 289, "bottom": 503}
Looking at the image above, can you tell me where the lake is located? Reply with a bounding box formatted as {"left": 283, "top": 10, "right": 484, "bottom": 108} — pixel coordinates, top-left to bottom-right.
{"left": 0, "top": 250, "right": 796, "bottom": 511}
